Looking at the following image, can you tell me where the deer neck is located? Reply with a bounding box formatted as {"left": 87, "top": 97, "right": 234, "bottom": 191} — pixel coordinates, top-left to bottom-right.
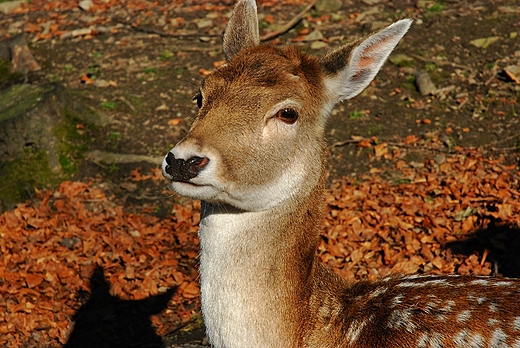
{"left": 198, "top": 177, "right": 327, "bottom": 348}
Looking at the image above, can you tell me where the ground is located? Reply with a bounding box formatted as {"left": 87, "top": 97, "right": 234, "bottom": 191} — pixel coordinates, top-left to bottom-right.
{"left": 1, "top": 0, "right": 520, "bottom": 346}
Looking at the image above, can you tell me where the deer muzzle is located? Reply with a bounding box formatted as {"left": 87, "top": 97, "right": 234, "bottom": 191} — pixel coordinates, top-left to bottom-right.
{"left": 163, "top": 151, "right": 209, "bottom": 183}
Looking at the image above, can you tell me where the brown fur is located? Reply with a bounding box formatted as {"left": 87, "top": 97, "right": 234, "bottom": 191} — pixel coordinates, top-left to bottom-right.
{"left": 162, "top": 1, "right": 520, "bottom": 347}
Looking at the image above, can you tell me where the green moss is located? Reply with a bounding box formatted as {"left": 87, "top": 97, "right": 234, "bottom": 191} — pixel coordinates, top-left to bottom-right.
{"left": 0, "top": 148, "right": 57, "bottom": 210}
{"left": 367, "top": 124, "right": 383, "bottom": 135}
{"left": 54, "top": 107, "right": 92, "bottom": 177}
{"left": 0, "top": 60, "right": 26, "bottom": 92}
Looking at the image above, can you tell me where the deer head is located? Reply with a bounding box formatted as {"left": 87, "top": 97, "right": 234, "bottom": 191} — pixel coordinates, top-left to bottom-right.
{"left": 162, "top": 0, "right": 411, "bottom": 213}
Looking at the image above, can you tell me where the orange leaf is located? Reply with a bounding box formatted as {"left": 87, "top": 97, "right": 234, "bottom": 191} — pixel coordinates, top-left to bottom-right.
{"left": 168, "top": 118, "right": 182, "bottom": 126}
{"left": 80, "top": 74, "right": 94, "bottom": 84}
{"left": 25, "top": 274, "right": 43, "bottom": 288}
{"left": 404, "top": 134, "right": 418, "bottom": 144}
{"left": 24, "top": 23, "right": 41, "bottom": 33}
{"left": 181, "top": 281, "right": 199, "bottom": 299}
{"left": 357, "top": 139, "right": 372, "bottom": 148}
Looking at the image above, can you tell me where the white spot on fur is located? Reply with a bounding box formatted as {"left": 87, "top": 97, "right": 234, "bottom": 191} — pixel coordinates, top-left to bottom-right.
{"left": 417, "top": 332, "right": 443, "bottom": 348}
{"left": 488, "top": 318, "right": 499, "bottom": 326}
{"left": 441, "top": 300, "right": 455, "bottom": 312}
{"left": 390, "top": 294, "right": 403, "bottom": 308}
{"left": 470, "top": 279, "right": 489, "bottom": 286}
{"left": 490, "top": 328, "right": 508, "bottom": 348}
{"left": 346, "top": 318, "right": 370, "bottom": 344}
{"left": 397, "top": 279, "right": 449, "bottom": 288}
{"left": 368, "top": 287, "right": 388, "bottom": 299}
{"left": 457, "top": 310, "right": 471, "bottom": 323}
{"left": 416, "top": 332, "right": 428, "bottom": 348}
{"left": 514, "top": 316, "right": 520, "bottom": 331}
{"left": 455, "top": 331, "right": 485, "bottom": 347}
{"left": 387, "top": 309, "right": 416, "bottom": 332}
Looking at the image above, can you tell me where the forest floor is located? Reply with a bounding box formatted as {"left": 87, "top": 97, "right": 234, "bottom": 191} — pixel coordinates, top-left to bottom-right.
{"left": 1, "top": 0, "right": 520, "bottom": 346}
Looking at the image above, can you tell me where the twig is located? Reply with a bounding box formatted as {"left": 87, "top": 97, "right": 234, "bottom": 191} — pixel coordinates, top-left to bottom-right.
{"left": 259, "top": 0, "right": 318, "bottom": 42}
{"left": 163, "top": 318, "right": 197, "bottom": 336}
{"left": 134, "top": 25, "right": 221, "bottom": 38}
{"left": 490, "top": 146, "right": 520, "bottom": 153}
{"left": 411, "top": 54, "right": 471, "bottom": 70}
{"left": 332, "top": 139, "right": 364, "bottom": 147}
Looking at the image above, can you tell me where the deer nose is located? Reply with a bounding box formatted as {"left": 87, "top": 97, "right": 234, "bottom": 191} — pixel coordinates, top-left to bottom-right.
{"left": 163, "top": 152, "right": 210, "bottom": 183}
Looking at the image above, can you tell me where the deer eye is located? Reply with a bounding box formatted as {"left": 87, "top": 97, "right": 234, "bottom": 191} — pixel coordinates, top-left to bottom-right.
{"left": 193, "top": 92, "right": 203, "bottom": 108}
{"left": 276, "top": 108, "right": 298, "bottom": 124}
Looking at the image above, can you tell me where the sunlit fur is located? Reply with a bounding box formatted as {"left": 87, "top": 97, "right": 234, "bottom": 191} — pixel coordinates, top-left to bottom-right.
{"left": 162, "top": 1, "right": 520, "bottom": 347}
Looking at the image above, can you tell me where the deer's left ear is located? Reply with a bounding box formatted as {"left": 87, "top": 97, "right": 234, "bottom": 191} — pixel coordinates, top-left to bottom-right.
{"left": 223, "top": 0, "right": 260, "bottom": 62}
{"left": 320, "top": 19, "right": 412, "bottom": 108}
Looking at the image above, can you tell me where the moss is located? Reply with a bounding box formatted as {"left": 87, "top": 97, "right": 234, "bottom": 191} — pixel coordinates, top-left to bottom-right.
{"left": 0, "top": 60, "right": 24, "bottom": 90}
{"left": 0, "top": 148, "right": 58, "bottom": 210}
{"left": 54, "top": 107, "right": 93, "bottom": 177}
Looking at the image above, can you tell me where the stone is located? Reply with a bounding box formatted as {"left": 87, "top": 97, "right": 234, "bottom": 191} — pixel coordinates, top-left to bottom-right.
{"left": 303, "top": 30, "right": 324, "bottom": 42}
{"left": 415, "top": 70, "right": 437, "bottom": 96}
{"left": 315, "top": 0, "right": 342, "bottom": 12}
{"left": 78, "top": 0, "right": 94, "bottom": 11}
{"left": 197, "top": 20, "right": 213, "bottom": 29}
{"left": 0, "top": 0, "right": 24, "bottom": 14}
{"left": 311, "top": 41, "right": 328, "bottom": 50}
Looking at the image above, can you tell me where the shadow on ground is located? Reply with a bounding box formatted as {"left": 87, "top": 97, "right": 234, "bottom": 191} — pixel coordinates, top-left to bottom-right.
{"left": 447, "top": 223, "right": 520, "bottom": 279}
{"left": 65, "top": 266, "right": 175, "bottom": 348}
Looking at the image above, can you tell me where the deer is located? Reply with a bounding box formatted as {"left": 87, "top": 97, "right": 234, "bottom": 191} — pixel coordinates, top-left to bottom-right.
{"left": 162, "top": 0, "right": 520, "bottom": 347}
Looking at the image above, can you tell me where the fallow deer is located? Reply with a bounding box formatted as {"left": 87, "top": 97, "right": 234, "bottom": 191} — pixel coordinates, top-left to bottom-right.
{"left": 162, "top": 0, "right": 520, "bottom": 347}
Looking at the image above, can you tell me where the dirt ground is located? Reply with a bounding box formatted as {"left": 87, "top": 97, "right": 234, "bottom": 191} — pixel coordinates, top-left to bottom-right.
{"left": 5, "top": 0, "right": 518, "bottom": 188}
{"left": 1, "top": 0, "right": 520, "bottom": 346}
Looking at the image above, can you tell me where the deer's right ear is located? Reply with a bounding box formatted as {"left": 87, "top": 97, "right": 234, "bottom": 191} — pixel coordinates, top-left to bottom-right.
{"left": 223, "top": 0, "right": 260, "bottom": 62}
{"left": 320, "top": 19, "right": 412, "bottom": 109}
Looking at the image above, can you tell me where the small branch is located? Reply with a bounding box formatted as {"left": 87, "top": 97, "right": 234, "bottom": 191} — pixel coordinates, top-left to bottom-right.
{"left": 260, "top": 0, "right": 318, "bottom": 42}
{"left": 332, "top": 139, "right": 364, "bottom": 148}
{"left": 411, "top": 54, "right": 471, "bottom": 71}
{"left": 85, "top": 150, "right": 163, "bottom": 165}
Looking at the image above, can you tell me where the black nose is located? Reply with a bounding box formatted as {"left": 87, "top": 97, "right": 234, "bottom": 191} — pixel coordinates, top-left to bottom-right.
{"left": 164, "top": 152, "right": 209, "bottom": 182}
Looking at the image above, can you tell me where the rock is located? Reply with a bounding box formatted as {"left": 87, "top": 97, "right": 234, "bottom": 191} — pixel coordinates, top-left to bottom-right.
{"left": 0, "top": 0, "right": 24, "bottom": 14}
{"left": 71, "top": 28, "right": 93, "bottom": 37}
{"left": 389, "top": 53, "right": 415, "bottom": 67}
{"left": 94, "top": 79, "right": 110, "bottom": 88}
{"left": 311, "top": 41, "right": 328, "bottom": 50}
{"left": 355, "top": 7, "right": 380, "bottom": 24}
{"left": 0, "top": 83, "right": 111, "bottom": 170}
{"left": 197, "top": 19, "right": 213, "bottom": 29}
{"left": 416, "top": 0, "right": 434, "bottom": 8}
{"left": 1, "top": 35, "right": 40, "bottom": 73}
{"left": 60, "top": 237, "right": 81, "bottom": 249}
{"left": 370, "top": 21, "right": 390, "bottom": 31}
{"left": 303, "top": 30, "right": 324, "bottom": 42}
{"left": 415, "top": 70, "right": 436, "bottom": 96}
{"left": 315, "top": 0, "right": 342, "bottom": 12}
{"left": 504, "top": 65, "right": 520, "bottom": 84}
{"left": 78, "top": 0, "right": 94, "bottom": 11}
{"left": 0, "top": 83, "right": 110, "bottom": 209}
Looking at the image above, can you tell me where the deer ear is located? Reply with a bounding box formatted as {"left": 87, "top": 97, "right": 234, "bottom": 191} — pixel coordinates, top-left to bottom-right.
{"left": 223, "top": 0, "right": 260, "bottom": 62}
{"left": 320, "top": 19, "right": 412, "bottom": 107}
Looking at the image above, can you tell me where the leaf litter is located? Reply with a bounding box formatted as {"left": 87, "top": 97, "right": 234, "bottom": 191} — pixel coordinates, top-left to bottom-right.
{"left": 2, "top": 142, "right": 520, "bottom": 346}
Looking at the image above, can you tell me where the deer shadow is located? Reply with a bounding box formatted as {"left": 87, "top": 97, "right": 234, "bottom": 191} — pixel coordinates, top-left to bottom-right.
{"left": 446, "top": 222, "right": 520, "bottom": 279}
{"left": 64, "top": 266, "right": 175, "bottom": 348}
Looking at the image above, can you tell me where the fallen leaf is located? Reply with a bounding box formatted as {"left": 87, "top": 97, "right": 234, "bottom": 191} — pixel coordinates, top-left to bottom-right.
{"left": 469, "top": 36, "right": 500, "bottom": 49}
